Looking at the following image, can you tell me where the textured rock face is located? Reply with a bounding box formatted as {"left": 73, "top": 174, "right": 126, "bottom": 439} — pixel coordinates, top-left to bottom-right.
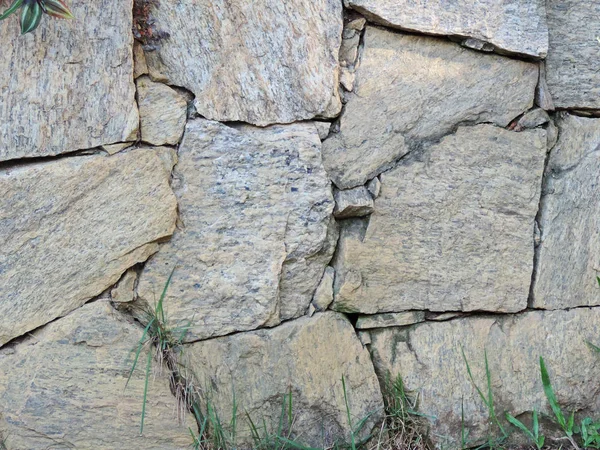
{"left": 355, "top": 311, "right": 425, "bottom": 330}
{"left": 344, "top": 0, "right": 548, "bottom": 57}
{"left": 322, "top": 27, "right": 538, "bottom": 188}
{"left": 0, "top": 0, "right": 138, "bottom": 162}
{"left": 137, "top": 76, "right": 187, "bottom": 146}
{"left": 0, "top": 149, "right": 177, "bottom": 346}
{"left": 144, "top": 0, "right": 342, "bottom": 126}
{"left": 533, "top": 114, "right": 600, "bottom": 309}
{"left": 186, "top": 312, "right": 384, "bottom": 447}
{"left": 332, "top": 125, "right": 546, "bottom": 314}
{"left": 546, "top": 0, "right": 600, "bottom": 109}
{"left": 368, "top": 309, "right": 600, "bottom": 447}
{"left": 0, "top": 301, "right": 194, "bottom": 449}
{"left": 137, "top": 120, "right": 333, "bottom": 341}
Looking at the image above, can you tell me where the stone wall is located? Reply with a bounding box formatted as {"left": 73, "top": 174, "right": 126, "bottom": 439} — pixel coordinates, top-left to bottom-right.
{"left": 1, "top": 0, "right": 599, "bottom": 448}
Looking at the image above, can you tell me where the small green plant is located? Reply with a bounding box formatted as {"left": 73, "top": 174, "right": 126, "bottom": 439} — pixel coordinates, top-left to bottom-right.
{"left": 539, "top": 356, "right": 580, "bottom": 449}
{"left": 126, "top": 269, "right": 193, "bottom": 435}
{"left": 461, "top": 348, "right": 507, "bottom": 448}
{"left": 505, "top": 409, "right": 544, "bottom": 450}
{"left": 0, "top": 0, "right": 73, "bottom": 35}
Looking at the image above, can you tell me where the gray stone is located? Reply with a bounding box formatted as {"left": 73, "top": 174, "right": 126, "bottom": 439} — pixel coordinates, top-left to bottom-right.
{"left": 102, "top": 142, "right": 134, "bottom": 155}
{"left": 313, "top": 121, "right": 332, "bottom": 141}
{"left": 145, "top": 0, "right": 343, "bottom": 126}
{"left": 332, "top": 125, "right": 546, "bottom": 314}
{"left": 344, "top": 0, "right": 548, "bottom": 58}
{"left": 0, "top": 0, "right": 138, "bottom": 162}
{"left": 334, "top": 186, "right": 374, "bottom": 218}
{"left": 355, "top": 311, "right": 425, "bottom": 330}
{"left": 137, "top": 120, "right": 333, "bottom": 341}
{"left": 517, "top": 108, "right": 550, "bottom": 130}
{"left": 137, "top": 77, "right": 187, "bottom": 146}
{"left": 0, "top": 149, "right": 177, "bottom": 346}
{"left": 0, "top": 301, "right": 194, "bottom": 449}
{"left": 546, "top": 0, "right": 600, "bottom": 109}
{"left": 312, "top": 266, "right": 335, "bottom": 311}
{"left": 369, "top": 308, "right": 600, "bottom": 447}
{"left": 133, "top": 41, "right": 149, "bottom": 79}
{"left": 322, "top": 27, "right": 538, "bottom": 189}
{"left": 186, "top": 312, "right": 384, "bottom": 448}
{"left": 366, "top": 177, "right": 381, "bottom": 198}
{"left": 111, "top": 269, "right": 138, "bottom": 304}
{"left": 533, "top": 114, "right": 600, "bottom": 309}
{"left": 536, "top": 62, "right": 555, "bottom": 111}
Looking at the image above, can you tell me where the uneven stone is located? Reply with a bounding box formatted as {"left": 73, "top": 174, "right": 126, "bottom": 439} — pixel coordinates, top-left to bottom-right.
{"left": 355, "top": 311, "right": 425, "bottom": 330}
{"left": 137, "top": 120, "right": 333, "bottom": 341}
{"left": 0, "top": 0, "right": 138, "bottom": 161}
{"left": 312, "top": 266, "right": 335, "bottom": 311}
{"left": 323, "top": 27, "right": 538, "bottom": 188}
{"left": 0, "top": 149, "right": 177, "bottom": 346}
{"left": 102, "top": 142, "right": 134, "bottom": 155}
{"left": 186, "top": 312, "right": 384, "bottom": 448}
{"left": 546, "top": 0, "right": 600, "bottom": 109}
{"left": 368, "top": 308, "right": 600, "bottom": 447}
{"left": 344, "top": 0, "right": 548, "bottom": 58}
{"left": 536, "top": 62, "right": 555, "bottom": 111}
{"left": 0, "top": 301, "right": 194, "bottom": 449}
{"left": 137, "top": 77, "right": 187, "bottom": 146}
{"left": 333, "top": 186, "right": 374, "bottom": 218}
{"left": 332, "top": 125, "right": 546, "bottom": 313}
{"left": 366, "top": 177, "right": 381, "bottom": 198}
{"left": 133, "top": 41, "right": 149, "bottom": 79}
{"left": 424, "top": 311, "right": 465, "bottom": 321}
{"left": 517, "top": 108, "right": 550, "bottom": 130}
{"left": 111, "top": 269, "right": 138, "bottom": 304}
{"left": 533, "top": 114, "right": 600, "bottom": 309}
{"left": 313, "top": 121, "right": 332, "bottom": 141}
{"left": 145, "top": 0, "right": 342, "bottom": 126}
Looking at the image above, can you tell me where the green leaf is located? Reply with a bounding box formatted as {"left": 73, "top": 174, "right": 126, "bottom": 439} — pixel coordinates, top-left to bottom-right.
{"left": 40, "top": 0, "right": 73, "bottom": 18}
{"left": 588, "top": 341, "right": 600, "bottom": 353}
{"left": 506, "top": 413, "right": 535, "bottom": 442}
{"left": 139, "top": 348, "right": 153, "bottom": 435}
{"left": 0, "top": 0, "right": 23, "bottom": 20}
{"left": 540, "top": 356, "right": 566, "bottom": 429}
{"left": 20, "top": 0, "right": 42, "bottom": 34}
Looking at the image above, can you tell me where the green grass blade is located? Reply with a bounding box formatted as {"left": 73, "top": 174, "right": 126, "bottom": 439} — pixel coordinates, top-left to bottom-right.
{"left": 288, "top": 388, "right": 293, "bottom": 429}
{"left": 342, "top": 375, "right": 356, "bottom": 450}
{"left": 275, "top": 436, "right": 321, "bottom": 450}
{"left": 140, "top": 349, "right": 153, "bottom": 435}
{"left": 588, "top": 341, "right": 600, "bottom": 353}
{"left": 540, "top": 356, "right": 566, "bottom": 429}
{"left": 125, "top": 318, "right": 155, "bottom": 390}
{"left": 155, "top": 266, "right": 176, "bottom": 324}
{"left": 0, "top": 0, "right": 23, "bottom": 20}
{"left": 506, "top": 413, "right": 535, "bottom": 442}
{"left": 461, "top": 348, "right": 490, "bottom": 408}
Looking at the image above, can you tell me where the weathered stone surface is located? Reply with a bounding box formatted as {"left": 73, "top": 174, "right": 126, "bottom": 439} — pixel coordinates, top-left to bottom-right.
{"left": 332, "top": 125, "right": 546, "bottom": 313}
{"left": 0, "top": 0, "right": 138, "bottom": 162}
{"left": 0, "top": 149, "right": 177, "bottom": 346}
{"left": 111, "top": 269, "right": 138, "bottom": 304}
{"left": 355, "top": 311, "right": 425, "bottom": 330}
{"left": 187, "top": 312, "right": 384, "bottom": 447}
{"left": 137, "top": 76, "right": 187, "bottom": 146}
{"left": 369, "top": 308, "right": 600, "bottom": 447}
{"left": 102, "top": 142, "right": 134, "bottom": 155}
{"left": 533, "top": 114, "right": 600, "bottom": 309}
{"left": 133, "top": 41, "right": 149, "bottom": 79}
{"left": 138, "top": 120, "right": 333, "bottom": 341}
{"left": 546, "top": 0, "right": 600, "bottom": 109}
{"left": 536, "top": 62, "right": 555, "bottom": 111}
{"left": 323, "top": 27, "right": 538, "bottom": 188}
{"left": 366, "top": 177, "right": 381, "bottom": 198}
{"left": 0, "top": 301, "right": 193, "bottom": 449}
{"left": 145, "top": 0, "right": 342, "bottom": 126}
{"left": 314, "top": 121, "right": 332, "bottom": 141}
{"left": 344, "top": 0, "right": 548, "bottom": 58}
{"left": 312, "top": 266, "right": 335, "bottom": 311}
{"left": 516, "top": 108, "right": 550, "bottom": 130}
{"left": 334, "top": 186, "right": 374, "bottom": 218}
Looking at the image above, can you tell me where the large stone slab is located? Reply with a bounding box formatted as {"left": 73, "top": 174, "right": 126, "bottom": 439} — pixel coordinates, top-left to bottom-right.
{"left": 368, "top": 308, "right": 600, "bottom": 447}
{"left": 0, "top": 149, "right": 177, "bottom": 346}
{"left": 344, "top": 0, "right": 548, "bottom": 58}
{"left": 546, "top": 0, "right": 600, "bottom": 109}
{"left": 533, "top": 114, "right": 600, "bottom": 309}
{"left": 137, "top": 120, "right": 333, "bottom": 341}
{"left": 186, "top": 312, "right": 384, "bottom": 448}
{"left": 0, "top": 301, "right": 194, "bottom": 449}
{"left": 0, "top": 0, "right": 138, "bottom": 162}
{"left": 144, "top": 0, "right": 342, "bottom": 126}
{"left": 332, "top": 125, "right": 546, "bottom": 314}
{"left": 322, "top": 27, "right": 538, "bottom": 189}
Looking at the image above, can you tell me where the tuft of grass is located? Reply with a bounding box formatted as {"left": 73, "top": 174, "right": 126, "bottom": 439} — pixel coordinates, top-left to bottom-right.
{"left": 126, "top": 268, "right": 194, "bottom": 435}
{"left": 505, "top": 410, "right": 544, "bottom": 450}
{"left": 461, "top": 347, "right": 507, "bottom": 448}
